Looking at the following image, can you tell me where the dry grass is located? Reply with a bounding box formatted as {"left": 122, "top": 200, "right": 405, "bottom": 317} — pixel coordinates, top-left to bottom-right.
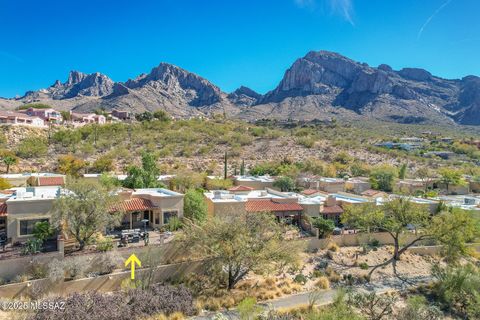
{"left": 315, "top": 277, "right": 330, "bottom": 289}
{"left": 196, "top": 277, "right": 306, "bottom": 311}
{"left": 327, "top": 243, "right": 339, "bottom": 252}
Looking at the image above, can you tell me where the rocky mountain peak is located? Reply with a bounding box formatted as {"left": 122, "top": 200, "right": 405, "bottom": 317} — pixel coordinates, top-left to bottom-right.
{"left": 67, "top": 70, "right": 88, "bottom": 86}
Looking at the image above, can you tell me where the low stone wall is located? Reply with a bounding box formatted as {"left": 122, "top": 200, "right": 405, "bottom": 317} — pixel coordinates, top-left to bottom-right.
{"left": 305, "top": 232, "right": 426, "bottom": 251}
{"left": 0, "top": 242, "right": 185, "bottom": 282}
{"left": 0, "top": 259, "right": 206, "bottom": 299}
{"left": 0, "top": 252, "right": 64, "bottom": 282}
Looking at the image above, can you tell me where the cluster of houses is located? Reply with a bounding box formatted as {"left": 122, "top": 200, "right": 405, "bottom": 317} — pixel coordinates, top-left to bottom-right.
{"left": 374, "top": 136, "right": 460, "bottom": 159}
{"left": 0, "top": 106, "right": 134, "bottom": 128}
{"left": 1, "top": 171, "right": 480, "bottom": 246}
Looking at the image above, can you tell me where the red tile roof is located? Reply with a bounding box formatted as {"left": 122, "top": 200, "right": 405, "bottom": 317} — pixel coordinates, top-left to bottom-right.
{"left": 320, "top": 205, "right": 344, "bottom": 215}
{"left": 302, "top": 189, "right": 319, "bottom": 196}
{"left": 245, "top": 199, "right": 303, "bottom": 213}
{"left": 361, "top": 189, "right": 383, "bottom": 197}
{"left": 228, "top": 185, "right": 254, "bottom": 192}
{"left": 37, "top": 176, "right": 65, "bottom": 186}
{"left": 112, "top": 198, "right": 157, "bottom": 212}
{"left": 0, "top": 203, "right": 7, "bottom": 216}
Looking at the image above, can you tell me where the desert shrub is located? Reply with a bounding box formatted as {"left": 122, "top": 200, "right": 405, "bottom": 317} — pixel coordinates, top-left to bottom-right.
{"left": 327, "top": 243, "right": 339, "bottom": 252}
{"left": 96, "top": 237, "right": 114, "bottom": 252}
{"left": 63, "top": 256, "right": 90, "bottom": 280}
{"left": 397, "top": 295, "right": 442, "bottom": 320}
{"left": 89, "top": 252, "right": 122, "bottom": 276}
{"left": 16, "top": 137, "right": 48, "bottom": 158}
{"left": 25, "top": 258, "right": 48, "bottom": 280}
{"left": 359, "top": 262, "right": 369, "bottom": 270}
{"left": 294, "top": 274, "right": 307, "bottom": 285}
{"left": 431, "top": 263, "right": 480, "bottom": 319}
{"left": 166, "top": 217, "right": 183, "bottom": 231}
{"left": 57, "top": 154, "right": 86, "bottom": 177}
{"left": 22, "top": 238, "right": 43, "bottom": 255}
{"left": 315, "top": 277, "right": 330, "bottom": 289}
{"left": 296, "top": 136, "right": 315, "bottom": 148}
{"left": 237, "top": 297, "right": 262, "bottom": 319}
{"left": 91, "top": 155, "right": 114, "bottom": 173}
{"left": 32, "top": 284, "right": 196, "bottom": 320}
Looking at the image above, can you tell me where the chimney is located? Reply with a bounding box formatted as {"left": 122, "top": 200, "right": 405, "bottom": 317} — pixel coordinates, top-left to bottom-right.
{"left": 326, "top": 195, "right": 337, "bottom": 207}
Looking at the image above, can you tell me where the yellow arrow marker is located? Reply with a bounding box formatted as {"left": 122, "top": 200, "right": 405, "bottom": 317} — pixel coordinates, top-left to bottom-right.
{"left": 125, "top": 254, "right": 141, "bottom": 280}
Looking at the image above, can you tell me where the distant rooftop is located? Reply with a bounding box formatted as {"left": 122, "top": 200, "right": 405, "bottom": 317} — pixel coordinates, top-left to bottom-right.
{"left": 7, "top": 186, "right": 61, "bottom": 201}
{"left": 205, "top": 188, "right": 291, "bottom": 203}
{"left": 132, "top": 188, "right": 183, "bottom": 197}
{"left": 234, "top": 175, "right": 275, "bottom": 183}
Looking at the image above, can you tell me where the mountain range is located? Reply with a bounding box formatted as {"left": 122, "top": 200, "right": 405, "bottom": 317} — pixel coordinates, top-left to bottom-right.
{"left": 2, "top": 50, "right": 480, "bottom": 125}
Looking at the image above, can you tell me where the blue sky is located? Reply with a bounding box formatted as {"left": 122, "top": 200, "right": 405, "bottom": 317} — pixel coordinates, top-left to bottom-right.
{"left": 1, "top": 0, "right": 479, "bottom": 98}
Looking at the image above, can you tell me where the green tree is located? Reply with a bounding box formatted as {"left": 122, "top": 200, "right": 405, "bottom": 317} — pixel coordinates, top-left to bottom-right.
{"left": 431, "top": 208, "right": 479, "bottom": 262}
{"left": 182, "top": 212, "right": 301, "bottom": 289}
{"left": 438, "top": 168, "right": 465, "bottom": 193}
{"left": 369, "top": 165, "right": 398, "bottom": 192}
{"left": 123, "top": 152, "right": 164, "bottom": 189}
{"left": 184, "top": 189, "right": 208, "bottom": 222}
{"left": 50, "top": 179, "right": 123, "bottom": 250}
{"left": 398, "top": 163, "right": 407, "bottom": 180}
{"left": 99, "top": 173, "right": 121, "bottom": 190}
{"left": 342, "top": 198, "right": 476, "bottom": 276}
{"left": 312, "top": 216, "right": 335, "bottom": 238}
{"left": 2, "top": 155, "right": 18, "bottom": 173}
{"left": 416, "top": 167, "right": 434, "bottom": 192}
{"left": 273, "top": 176, "right": 296, "bottom": 192}
{"left": 57, "top": 154, "right": 86, "bottom": 177}
{"left": 0, "top": 177, "right": 12, "bottom": 190}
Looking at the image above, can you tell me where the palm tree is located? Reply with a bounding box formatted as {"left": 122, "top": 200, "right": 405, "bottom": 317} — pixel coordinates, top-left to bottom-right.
{"left": 3, "top": 156, "right": 17, "bottom": 174}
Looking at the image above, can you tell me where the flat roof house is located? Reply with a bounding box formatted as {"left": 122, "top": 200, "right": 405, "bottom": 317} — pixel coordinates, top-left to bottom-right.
{"left": 71, "top": 112, "right": 106, "bottom": 125}
{"left": 317, "top": 177, "right": 346, "bottom": 193}
{"left": 0, "top": 173, "right": 66, "bottom": 187}
{"left": 204, "top": 187, "right": 301, "bottom": 220}
{"left": 5, "top": 187, "right": 60, "bottom": 244}
{"left": 345, "top": 178, "right": 371, "bottom": 194}
{"left": 25, "top": 107, "right": 62, "bottom": 123}
{"left": 0, "top": 111, "right": 45, "bottom": 127}
{"left": 115, "top": 188, "right": 184, "bottom": 230}
{"left": 233, "top": 175, "right": 275, "bottom": 190}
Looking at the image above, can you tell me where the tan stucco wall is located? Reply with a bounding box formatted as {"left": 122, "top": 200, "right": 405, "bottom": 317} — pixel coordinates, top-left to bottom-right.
{"left": 6, "top": 199, "right": 54, "bottom": 243}
{"left": 300, "top": 203, "right": 320, "bottom": 217}
{"left": 234, "top": 180, "right": 274, "bottom": 190}
{"left": 205, "top": 197, "right": 246, "bottom": 218}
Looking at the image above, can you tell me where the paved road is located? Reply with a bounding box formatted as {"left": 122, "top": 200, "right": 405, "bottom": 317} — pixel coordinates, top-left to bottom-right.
{"left": 193, "top": 276, "right": 431, "bottom": 319}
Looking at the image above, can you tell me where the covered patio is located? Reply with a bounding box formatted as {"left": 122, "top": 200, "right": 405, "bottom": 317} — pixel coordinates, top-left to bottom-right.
{"left": 115, "top": 198, "right": 160, "bottom": 230}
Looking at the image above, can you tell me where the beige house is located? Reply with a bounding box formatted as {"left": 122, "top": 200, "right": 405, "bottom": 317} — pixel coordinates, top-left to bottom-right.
{"left": 3, "top": 187, "right": 183, "bottom": 244}
{"left": 345, "top": 178, "right": 371, "bottom": 194}
{"left": 396, "top": 179, "right": 430, "bottom": 195}
{"left": 115, "top": 188, "right": 184, "bottom": 229}
{"left": 0, "top": 111, "right": 45, "bottom": 127}
{"left": 233, "top": 175, "right": 275, "bottom": 190}
{"left": 0, "top": 173, "right": 65, "bottom": 188}
{"left": 5, "top": 187, "right": 59, "bottom": 243}
{"left": 204, "top": 187, "right": 299, "bottom": 218}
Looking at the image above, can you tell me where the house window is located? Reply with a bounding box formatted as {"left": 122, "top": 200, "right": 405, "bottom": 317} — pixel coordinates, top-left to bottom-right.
{"left": 19, "top": 219, "right": 48, "bottom": 236}
{"left": 163, "top": 211, "right": 178, "bottom": 224}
